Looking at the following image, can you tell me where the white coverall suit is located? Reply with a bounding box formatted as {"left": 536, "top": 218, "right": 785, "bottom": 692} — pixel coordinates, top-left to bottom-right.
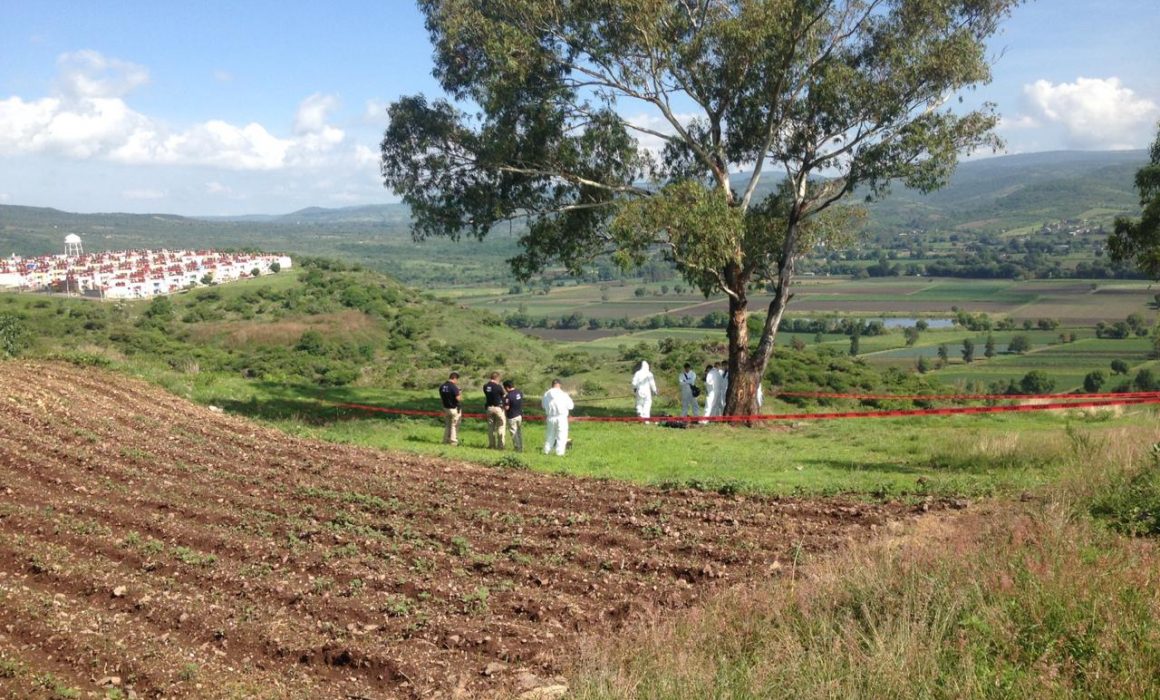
{"left": 632, "top": 361, "right": 658, "bottom": 421}
{"left": 541, "top": 386, "right": 574, "bottom": 456}
{"left": 703, "top": 367, "right": 722, "bottom": 419}
{"left": 678, "top": 369, "right": 699, "bottom": 417}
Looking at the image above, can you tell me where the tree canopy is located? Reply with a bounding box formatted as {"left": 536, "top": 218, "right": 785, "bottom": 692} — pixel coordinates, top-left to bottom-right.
{"left": 382, "top": 0, "right": 1019, "bottom": 414}
{"left": 1109, "top": 122, "right": 1160, "bottom": 278}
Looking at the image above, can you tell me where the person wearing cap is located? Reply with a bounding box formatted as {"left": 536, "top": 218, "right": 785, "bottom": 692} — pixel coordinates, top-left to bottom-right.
{"left": 678, "top": 362, "right": 699, "bottom": 419}
{"left": 483, "top": 371, "right": 506, "bottom": 449}
{"left": 503, "top": 379, "right": 524, "bottom": 452}
{"left": 541, "top": 378, "right": 574, "bottom": 456}
{"left": 438, "top": 371, "right": 462, "bottom": 445}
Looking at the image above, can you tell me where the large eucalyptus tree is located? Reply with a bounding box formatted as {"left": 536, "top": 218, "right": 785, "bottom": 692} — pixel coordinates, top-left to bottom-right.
{"left": 381, "top": 0, "right": 1018, "bottom": 415}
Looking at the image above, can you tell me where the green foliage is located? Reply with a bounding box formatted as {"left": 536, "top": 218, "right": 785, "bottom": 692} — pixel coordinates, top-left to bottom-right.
{"left": 0, "top": 313, "right": 29, "bottom": 357}
{"left": 1007, "top": 334, "right": 1032, "bottom": 354}
{"left": 1109, "top": 122, "right": 1160, "bottom": 278}
{"left": 1090, "top": 446, "right": 1160, "bottom": 536}
{"left": 1083, "top": 371, "right": 1105, "bottom": 393}
{"left": 382, "top": 0, "right": 1017, "bottom": 412}
{"left": 1019, "top": 370, "right": 1056, "bottom": 395}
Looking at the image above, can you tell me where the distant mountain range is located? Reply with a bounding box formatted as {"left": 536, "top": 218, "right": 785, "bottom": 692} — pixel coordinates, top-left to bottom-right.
{"left": 0, "top": 149, "right": 1146, "bottom": 258}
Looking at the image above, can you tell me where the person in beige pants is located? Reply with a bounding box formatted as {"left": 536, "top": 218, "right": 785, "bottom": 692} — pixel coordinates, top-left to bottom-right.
{"left": 483, "top": 371, "right": 506, "bottom": 449}
{"left": 438, "top": 372, "right": 462, "bottom": 445}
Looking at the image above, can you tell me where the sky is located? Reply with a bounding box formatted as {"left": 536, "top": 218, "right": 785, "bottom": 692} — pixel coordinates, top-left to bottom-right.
{"left": 0, "top": 0, "right": 1158, "bottom": 217}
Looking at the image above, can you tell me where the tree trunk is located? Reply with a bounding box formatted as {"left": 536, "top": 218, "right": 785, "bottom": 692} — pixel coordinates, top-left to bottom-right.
{"left": 723, "top": 220, "right": 800, "bottom": 422}
{"left": 723, "top": 264, "right": 761, "bottom": 419}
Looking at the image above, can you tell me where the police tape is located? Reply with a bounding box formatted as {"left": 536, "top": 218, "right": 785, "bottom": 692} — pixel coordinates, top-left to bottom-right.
{"left": 331, "top": 394, "right": 1160, "bottom": 424}
{"left": 776, "top": 389, "right": 1160, "bottom": 401}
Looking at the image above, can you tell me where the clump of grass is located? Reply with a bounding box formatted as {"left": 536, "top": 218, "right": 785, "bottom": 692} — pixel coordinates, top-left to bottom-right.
{"left": 1089, "top": 442, "right": 1160, "bottom": 536}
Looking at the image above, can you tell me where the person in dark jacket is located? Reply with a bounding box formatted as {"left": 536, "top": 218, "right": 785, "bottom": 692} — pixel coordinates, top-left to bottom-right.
{"left": 503, "top": 379, "right": 524, "bottom": 452}
{"left": 438, "top": 372, "right": 462, "bottom": 445}
{"left": 483, "top": 371, "right": 506, "bottom": 449}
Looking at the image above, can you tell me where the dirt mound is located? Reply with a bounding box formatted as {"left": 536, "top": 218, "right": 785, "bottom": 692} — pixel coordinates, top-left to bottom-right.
{"left": 0, "top": 361, "right": 926, "bottom": 698}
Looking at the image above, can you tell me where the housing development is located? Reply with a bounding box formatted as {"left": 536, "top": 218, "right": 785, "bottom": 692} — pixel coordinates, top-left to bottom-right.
{"left": 0, "top": 237, "right": 291, "bottom": 299}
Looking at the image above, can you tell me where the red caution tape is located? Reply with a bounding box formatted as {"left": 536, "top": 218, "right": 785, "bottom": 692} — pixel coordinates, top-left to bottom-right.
{"left": 331, "top": 394, "right": 1160, "bottom": 424}
{"left": 777, "top": 390, "right": 1160, "bottom": 401}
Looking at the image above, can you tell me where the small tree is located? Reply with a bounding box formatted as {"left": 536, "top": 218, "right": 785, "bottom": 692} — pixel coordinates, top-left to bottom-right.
{"left": 1019, "top": 370, "right": 1055, "bottom": 395}
{"left": 916, "top": 355, "right": 930, "bottom": 374}
{"left": 1083, "top": 370, "right": 1105, "bottom": 393}
{"left": 903, "top": 326, "right": 920, "bottom": 347}
{"left": 961, "top": 338, "right": 975, "bottom": 363}
{"left": 1008, "top": 334, "right": 1031, "bottom": 354}
{"left": 849, "top": 334, "right": 860, "bottom": 357}
{"left": 1111, "top": 359, "right": 1130, "bottom": 375}
{"left": 984, "top": 334, "right": 996, "bottom": 359}
{"left": 936, "top": 344, "right": 949, "bottom": 367}
{"left": 1135, "top": 368, "right": 1159, "bottom": 392}
{"left": 269, "top": 261, "right": 281, "bottom": 273}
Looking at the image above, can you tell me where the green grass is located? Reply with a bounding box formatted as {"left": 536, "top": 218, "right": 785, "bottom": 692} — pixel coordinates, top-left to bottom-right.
{"left": 164, "top": 371, "right": 1159, "bottom": 500}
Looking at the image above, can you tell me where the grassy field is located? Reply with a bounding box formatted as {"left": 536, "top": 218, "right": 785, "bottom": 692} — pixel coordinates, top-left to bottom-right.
{"left": 123, "top": 365, "right": 1155, "bottom": 502}
{"left": 457, "top": 277, "right": 1158, "bottom": 326}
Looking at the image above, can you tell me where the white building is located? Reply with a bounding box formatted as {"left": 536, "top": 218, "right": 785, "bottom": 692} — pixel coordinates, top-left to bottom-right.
{"left": 0, "top": 248, "right": 293, "bottom": 299}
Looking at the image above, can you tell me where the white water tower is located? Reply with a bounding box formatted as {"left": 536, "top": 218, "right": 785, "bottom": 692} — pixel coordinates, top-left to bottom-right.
{"left": 64, "top": 233, "right": 83, "bottom": 257}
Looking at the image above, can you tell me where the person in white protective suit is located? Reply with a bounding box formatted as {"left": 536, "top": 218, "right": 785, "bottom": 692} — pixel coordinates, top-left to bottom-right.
{"left": 541, "top": 378, "right": 574, "bottom": 456}
{"left": 631, "top": 360, "right": 659, "bottom": 422}
{"left": 702, "top": 363, "right": 721, "bottom": 421}
{"left": 678, "top": 363, "right": 699, "bottom": 418}
{"left": 714, "top": 361, "right": 728, "bottom": 416}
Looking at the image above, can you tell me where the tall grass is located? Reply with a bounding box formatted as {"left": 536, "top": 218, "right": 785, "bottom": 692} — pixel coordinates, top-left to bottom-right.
{"left": 568, "top": 425, "right": 1160, "bottom": 699}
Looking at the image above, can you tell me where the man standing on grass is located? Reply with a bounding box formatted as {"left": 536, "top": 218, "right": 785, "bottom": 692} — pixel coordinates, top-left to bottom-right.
{"left": 703, "top": 364, "right": 720, "bottom": 422}
{"left": 541, "top": 378, "right": 574, "bottom": 456}
{"left": 714, "top": 361, "right": 729, "bottom": 417}
{"left": 439, "top": 371, "right": 462, "bottom": 446}
{"left": 483, "top": 371, "right": 506, "bottom": 449}
{"left": 631, "top": 360, "right": 658, "bottom": 423}
{"left": 678, "top": 363, "right": 699, "bottom": 419}
{"left": 503, "top": 379, "right": 524, "bottom": 452}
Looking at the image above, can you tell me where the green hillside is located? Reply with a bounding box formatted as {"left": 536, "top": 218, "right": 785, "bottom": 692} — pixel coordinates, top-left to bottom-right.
{"left": 1, "top": 150, "right": 1147, "bottom": 287}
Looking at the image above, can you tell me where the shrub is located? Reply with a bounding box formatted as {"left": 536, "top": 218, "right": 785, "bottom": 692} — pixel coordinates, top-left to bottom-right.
{"left": 1090, "top": 448, "right": 1160, "bottom": 536}
{"left": 1019, "top": 370, "right": 1055, "bottom": 395}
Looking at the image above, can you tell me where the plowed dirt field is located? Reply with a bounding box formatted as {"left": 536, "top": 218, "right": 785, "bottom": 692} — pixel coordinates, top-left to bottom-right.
{"left": 0, "top": 361, "right": 931, "bottom": 699}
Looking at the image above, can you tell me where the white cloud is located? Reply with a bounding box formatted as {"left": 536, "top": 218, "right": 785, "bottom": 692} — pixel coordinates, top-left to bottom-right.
{"left": 122, "top": 188, "right": 165, "bottom": 200}
{"left": 294, "top": 93, "right": 339, "bottom": 134}
{"left": 0, "top": 50, "right": 345, "bottom": 171}
{"left": 213, "top": 70, "right": 233, "bottom": 83}
{"left": 0, "top": 192, "right": 10, "bottom": 203}
{"left": 354, "top": 144, "right": 380, "bottom": 168}
{"left": 55, "top": 50, "right": 149, "bottom": 100}
{"left": 363, "top": 99, "right": 389, "bottom": 125}
{"left": 1021, "top": 77, "right": 1159, "bottom": 150}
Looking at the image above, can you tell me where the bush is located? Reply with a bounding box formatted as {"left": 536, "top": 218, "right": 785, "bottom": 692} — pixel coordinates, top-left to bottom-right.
{"left": 1090, "top": 448, "right": 1160, "bottom": 536}
{"left": 0, "top": 314, "right": 29, "bottom": 357}
{"left": 1007, "top": 334, "right": 1031, "bottom": 354}
{"left": 1018, "top": 370, "right": 1055, "bottom": 395}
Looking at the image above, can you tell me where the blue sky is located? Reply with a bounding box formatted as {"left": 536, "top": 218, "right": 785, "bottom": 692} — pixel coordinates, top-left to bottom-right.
{"left": 1, "top": 0, "right": 1157, "bottom": 216}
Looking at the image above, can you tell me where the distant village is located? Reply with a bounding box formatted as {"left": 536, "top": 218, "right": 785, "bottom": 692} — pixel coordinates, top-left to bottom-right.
{"left": 0, "top": 235, "right": 292, "bottom": 299}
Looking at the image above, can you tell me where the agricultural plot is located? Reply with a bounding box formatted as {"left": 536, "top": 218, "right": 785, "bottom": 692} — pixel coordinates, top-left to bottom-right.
{"left": 459, "top": 277, "right": 1157, "bottom": 335}
{"left": 0, "top": 361, "right": 923, "bottom": 699}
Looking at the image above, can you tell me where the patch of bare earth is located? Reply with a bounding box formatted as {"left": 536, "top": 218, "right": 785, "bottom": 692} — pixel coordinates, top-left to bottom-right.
{"left": 0, "top": 361, "right": 935, "bottom": 699}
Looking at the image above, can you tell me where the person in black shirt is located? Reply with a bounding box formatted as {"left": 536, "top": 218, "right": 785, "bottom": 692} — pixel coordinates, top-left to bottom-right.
{"left": 438, "top": 371, "right": 462, "bottom": 445}
{"left": 503, "top": 379, "right": 524, "bottom": 452}
{"left": 483, "top": 371, "right": 506, "bottom": 449}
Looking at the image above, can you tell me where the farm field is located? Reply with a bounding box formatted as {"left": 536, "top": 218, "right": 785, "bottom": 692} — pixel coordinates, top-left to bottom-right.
{"left": 0, "top": 361, "right": 928, "bottom": 699}
{"left": 458, "top": 277, "right": 1157, "bottom": 329}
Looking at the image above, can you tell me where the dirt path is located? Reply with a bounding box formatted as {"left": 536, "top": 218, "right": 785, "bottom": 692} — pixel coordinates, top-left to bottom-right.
{"left": 0, "top": 361, "right": 933, "bottom": 699}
